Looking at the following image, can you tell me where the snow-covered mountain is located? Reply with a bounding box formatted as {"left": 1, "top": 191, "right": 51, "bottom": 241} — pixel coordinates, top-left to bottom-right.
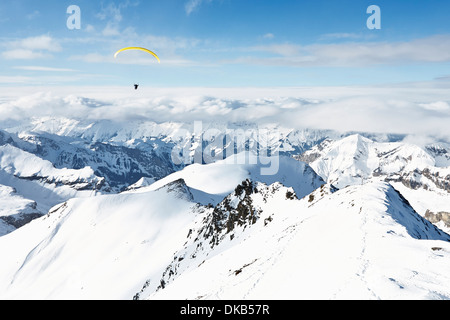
{"left": 0, "top": 185, "right": 41, "bottom": 236}
{"left": 128, "top": 152, "right": 325, "bottom": 206}
{"left": 146, "top": 180, "right": 450, "bottom": 300}
{"left": 0, "top": 131, "right": 107, "bottom": 235}
{"left": 0, "top": 182, "right": 198, "bottom": 299}
{"left": 1, "top": 114, "right": 450, "bottom": 300}
{"left": 0, "top": 118, "right": 332, "bottom": 234}
{"left": 0, "top": 155, "right": 323, "bottom": 299}
{"left": 297, "top": 134, "right": 450, "bottom": 234}
{"left": 0, "top": 163, "right": 448, "bottom": 299}
{"left": 297, "top": 134, "right": 450, "bottom": 189}
{"left": 6, "top": 128, "right": 179, "bottom": 192}
{"left": 0, "top": 118, "right": 333, "bottom": 192}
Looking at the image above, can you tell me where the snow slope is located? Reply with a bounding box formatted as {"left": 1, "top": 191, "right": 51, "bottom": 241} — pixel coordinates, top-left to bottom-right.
{"left": 13, "top": 130, "right": 178, "bottom": 192}
{"left": 0, "top": 142, "right": 107, "bottom": 235}
{"left": 147, "top": 181, "right": 450, "bottom": 300}
{"left": 129, "top": 152, "right": 325, "bottom": 206}
{"left": 298, "top": 134, "right": 450, "bottom": 232}
{"left": 0, "top": 112, "right": 449, "bottom": 300}
{"left": 0, "top": 185, "right": 198, "bottom": 300}
{"left": 300, "top": 134, "right": 438, "bottom": 188}
{"left": 0, "top": 169, "right": 448, "bottom": 300}
{"left": 0, "top": 185, "right": 41, "bottom": 236}
{"left": 0, "top": 144, "right": 103, "bottom": 213}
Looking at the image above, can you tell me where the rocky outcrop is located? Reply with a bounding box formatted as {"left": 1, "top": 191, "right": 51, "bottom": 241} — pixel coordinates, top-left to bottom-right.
{"left": 385, "top": 168, "right": 450, "bottom": 193}
{"left": 298, "top": 135, "right": 450, "bottom": 194}
{"left": 425, "top": 210, "right": 450, "bottom": 228}
{"left": 205, "top": 179, "right": 261, "bottom": 246}
{"left": 0, "top": 212, "right": 43, "bottom": 229}
{"left": 156, "top": 178, "right": 194, "bottom": 202}
{"left": 294, "top": 139, "right": 333, "bottom": 164}
{"left": 134, "top": 179, "right": 299, "bottom": 299}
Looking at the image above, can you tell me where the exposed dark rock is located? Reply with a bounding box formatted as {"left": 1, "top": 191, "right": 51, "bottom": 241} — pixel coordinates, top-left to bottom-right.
{"left": 205, "top": 180, "right": 261, "bottom": 247}
{"left": 156, "top": 179, "right": 194, "bottom": 201}
{"left": 0, "top": 212, "right": 43, "bottom": 229}
{"left": 385, "top": 169, "right": 450, "bottom": 193}
{"left": 425, "top": 210, "right": 450, "bottom": 228}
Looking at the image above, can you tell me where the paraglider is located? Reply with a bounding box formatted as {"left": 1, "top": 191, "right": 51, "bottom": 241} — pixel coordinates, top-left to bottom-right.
{"left": 114, "top": 47, "right": 160, "bottom": 90}
{"left": 114, "top": 47, "right": 160, "bottom": 63}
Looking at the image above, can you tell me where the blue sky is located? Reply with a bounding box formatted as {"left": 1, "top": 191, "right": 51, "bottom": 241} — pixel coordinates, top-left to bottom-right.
{"left": 1, "top": 0, "right": 450, "bottom": 87}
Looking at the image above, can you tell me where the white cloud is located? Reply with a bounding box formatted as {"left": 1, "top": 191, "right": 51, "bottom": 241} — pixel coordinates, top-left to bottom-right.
{"left": 13, "top": 66, "right": 77, "bottom": 72}
{"left": 251, "top": 43, "right": 301, "bottom": 57}
{"left": 96, "top": 3, "right": 123, "bottom": 22}
{"left": 231, "top": 35, "right": 450, "bottom": 67}
{"left": 0, "top": 75, "right": 33, "bottom": 84}
{"left": 319, "top": 33, "right": 367, "bottom": 40}
{"left": 263, "top": 33, "right": 275, "bottom": 39}
{"left": 95, "top": 1, "right": 139, "bottom": 37}
{"left": 2, "top": 35, "right": 61, "bottom": 60}
{"left": 1, "top": 85, "right": 450, "bottom": 141}
{"left": 17, "top": 35, "right": 62, "bottom": 52}
{"left": 419, "top": 101, "right": 450, "bottom": 112}
{"left": 102, "top": 24, "right": 121, "bottom": 37}
{"left": 70, "top": 51, "right": 197, "bottom": 67}
{"left": 278, "top": 96, "right": 450, "bottom": 139}
{"left": 26, "top": 10, "right": 40, "bottom": 20}
{"left": 2, "top": 49, "right": 48, "bottom": 60}
{"left": 85, "top": 24, "right": 96, "bottom": 33}
{"left": 69, "top": 32, "right": 203, "bottom": 66}
{"left": 185, "top": 0, "right": 212, "bottom": 15}
{"left": 70, "top": 53, "right": 115, "bottom": 64}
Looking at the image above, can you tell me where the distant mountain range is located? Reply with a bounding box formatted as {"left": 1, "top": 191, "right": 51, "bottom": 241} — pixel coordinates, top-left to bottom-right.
{"left": 0, "top": 117, "right": 449, "bottom": 299}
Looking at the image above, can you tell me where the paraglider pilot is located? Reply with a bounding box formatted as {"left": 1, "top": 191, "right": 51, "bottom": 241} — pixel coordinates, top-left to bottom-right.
{"left": 134, "top": 84, "right": 139, "bottom": 90}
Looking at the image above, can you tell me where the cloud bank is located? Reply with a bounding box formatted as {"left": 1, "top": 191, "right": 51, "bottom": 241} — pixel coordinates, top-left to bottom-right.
{"left": 2, "top": 35, "right": 61, "bottom": 60}
{"left": 1, "top": 85, "right": 450, "bottom": 142}
{"left": 234, "top": 35, "right": 450, "bottom": 67}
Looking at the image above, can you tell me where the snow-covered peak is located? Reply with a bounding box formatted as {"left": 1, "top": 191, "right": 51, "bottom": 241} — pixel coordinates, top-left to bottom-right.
{"left": 147, "top": 180, "right": 450, "bottom": 300}
{"left": 0, "top": 143, "right": 106, "bottom": 214}
{"left": 0, "top": 144, "right": 100, "bottom": 186}
{"left": 133, "top": 152, "right": 325, "bottom": 205}
{"left": 0, "top": 185, "right": 42, "bottom": 236}
{"left": 0, "top": 184, "right": 198, "bottom": 299}
{"left": 155, "top": 178, "right": 194, "bottom": 202}
{"left": 300, "top": 134, "right": 439, "bottom": 189}
{"left": 125, "top": 177, "right": 156, "bottom": 191}
{"left": 1, "top": 163, "right": 449, "bottom": 300}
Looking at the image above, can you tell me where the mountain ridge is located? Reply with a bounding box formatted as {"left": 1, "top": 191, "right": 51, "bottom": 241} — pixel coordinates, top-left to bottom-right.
{"left": 1, "top": 117, "right": 450, "bottom": 300}
{"left": 145, "top": 180, "right": 450, "bottom": 300}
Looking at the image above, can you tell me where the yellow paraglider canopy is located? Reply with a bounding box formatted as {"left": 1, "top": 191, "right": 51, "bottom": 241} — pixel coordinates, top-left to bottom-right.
{"left": 114, "top": 47, "right": 161, "bottom": 63}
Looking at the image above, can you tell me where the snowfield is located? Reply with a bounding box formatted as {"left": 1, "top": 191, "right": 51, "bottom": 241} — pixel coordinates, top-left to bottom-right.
{"left": 0, "top": 158, "right": 449, "bottom": 300}
{"left": 0, "top": 186, "right": 197, "bottom": 299}
{"left": 299, "top": 134, "right": 450, "bottom": 235}
{"left": 147, "top": 181, "right": 450, "bottom": 300}
{"left": 0, "top": 92, "right": 449, "bottom": 300}
{"left": 130, "top": 152, "right": 325, "bottom": 206}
